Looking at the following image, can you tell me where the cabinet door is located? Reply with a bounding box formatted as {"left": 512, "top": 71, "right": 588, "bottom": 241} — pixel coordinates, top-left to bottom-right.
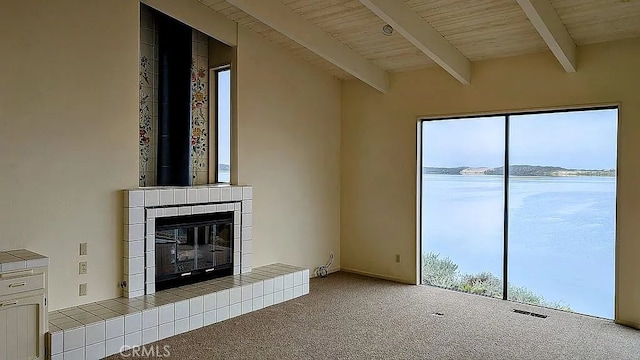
{"left": 0, "top": 294, "right": 43, "bottom": 360}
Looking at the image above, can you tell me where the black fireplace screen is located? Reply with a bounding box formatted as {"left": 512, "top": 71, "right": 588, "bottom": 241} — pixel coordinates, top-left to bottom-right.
{"left": 155, "top": 212, "right": 233, "bottom": 290}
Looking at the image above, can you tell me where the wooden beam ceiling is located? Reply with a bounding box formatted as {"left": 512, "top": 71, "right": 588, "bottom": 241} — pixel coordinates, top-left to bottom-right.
{"left": 517, "top": 0, "right": 577, "bottom": 72}
{"left": 359, "top": 0, "right": 471, "bottom": 84}
{"left": 226, "top": 0, "right": 389, "bottom": 93}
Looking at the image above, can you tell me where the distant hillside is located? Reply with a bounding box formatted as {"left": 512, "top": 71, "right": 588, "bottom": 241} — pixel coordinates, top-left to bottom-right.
{"left": 423, "top": 167, "right": 468, "bottom": 175}
{"left": 423, "top": 165, "right": 615, "bottom": 177}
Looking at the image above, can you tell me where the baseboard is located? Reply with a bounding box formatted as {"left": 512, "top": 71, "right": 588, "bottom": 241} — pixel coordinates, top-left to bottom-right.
{"left": 615, "top": 319, "right": 640, "bottom": 330}
{"left": 340, "top": 267, "right": 415, "bottom": 285}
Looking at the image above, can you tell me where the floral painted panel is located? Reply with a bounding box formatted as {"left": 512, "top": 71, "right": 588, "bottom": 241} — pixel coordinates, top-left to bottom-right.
{"left": 191, "top": 29, "right": 209, "bottom": 185}
{"left": 139, "top": 16, "right": 208, "bottom": 186}
{"left": 139, "top": 6, "right": 158, "bottom": 187}
{"left": 139, "top": 56, "right": 152, "bottom": 186}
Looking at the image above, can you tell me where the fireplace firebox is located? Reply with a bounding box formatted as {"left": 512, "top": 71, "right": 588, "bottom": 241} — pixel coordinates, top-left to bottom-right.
{"left": 155, "top": 212, "right": 233, "bottom": 291}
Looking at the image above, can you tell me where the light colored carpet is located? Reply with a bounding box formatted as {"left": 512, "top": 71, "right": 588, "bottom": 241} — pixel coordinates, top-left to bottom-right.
{"left": 110, "top": 272, "right": 640, "bottom": 359}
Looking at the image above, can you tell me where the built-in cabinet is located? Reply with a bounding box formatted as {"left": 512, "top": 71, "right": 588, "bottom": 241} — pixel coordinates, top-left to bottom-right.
{"left": 0, "top": 251, "right": 49, "bottom": 360}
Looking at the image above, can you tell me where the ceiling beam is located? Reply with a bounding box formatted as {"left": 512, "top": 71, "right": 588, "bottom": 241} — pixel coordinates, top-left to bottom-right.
{"left": 359, "top": 0, "right": 470, "bottom": 85}
{"left": 517, "top": 0, "right": 577, "bottom": 72}
{"left": 226, "top": 0, "right": 389, "bottom": 93}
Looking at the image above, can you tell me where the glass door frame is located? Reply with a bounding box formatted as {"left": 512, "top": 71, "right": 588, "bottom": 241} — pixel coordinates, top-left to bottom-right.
{"left": 417, "top": 105, "right": 618, "bottom": 304}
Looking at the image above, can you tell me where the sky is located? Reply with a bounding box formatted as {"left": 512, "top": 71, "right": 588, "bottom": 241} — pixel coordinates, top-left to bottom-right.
{"left": 422, "top": 108, "right": 618, "bottom": 170}
{"left": 217, "top": 69, "right": 231, "bottom": 166}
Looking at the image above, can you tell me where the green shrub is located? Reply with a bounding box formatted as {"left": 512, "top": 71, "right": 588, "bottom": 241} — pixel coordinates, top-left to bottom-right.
{"left": 422, "top": 252, "right": 572, "bottom": 312}
{"left": 422, "top": 253, "right": 460, "bottom": 288}
{"left": 542, "top": 301, "right": 572, "bottom": 311}
{"left": 460, "top": 272, "right": 503, "bottom": 298}
{"left": 508, "top": 285, "right": 544, "bottom": 305}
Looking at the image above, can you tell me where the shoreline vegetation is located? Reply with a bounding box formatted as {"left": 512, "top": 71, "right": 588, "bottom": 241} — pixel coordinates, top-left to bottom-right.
{"left": 423, "top": 253, "right": 572, "bottom": 311}
{"left": 423, "top": 165, "right": 615, "bottom": 177}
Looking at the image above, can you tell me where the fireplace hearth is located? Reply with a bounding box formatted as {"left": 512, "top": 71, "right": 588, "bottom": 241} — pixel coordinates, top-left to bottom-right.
{"left": 155, "top": 212, "right": 234, "bottom": 290}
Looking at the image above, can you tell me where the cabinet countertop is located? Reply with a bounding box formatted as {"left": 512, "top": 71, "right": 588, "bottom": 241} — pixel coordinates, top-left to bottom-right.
{"left": 0, "top": 249, "right": 49, "bottom": 272}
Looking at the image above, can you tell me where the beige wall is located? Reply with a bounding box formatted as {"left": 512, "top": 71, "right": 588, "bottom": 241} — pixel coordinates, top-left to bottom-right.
{"left": 209, "top": 38, "right": 233, "bottom": 69}
{"left": 341, "top": 38, "right": 640, "bottom": 328}
{"left": 236, "top": 27, "right": 341, "bottom": 273}
{"left": 0, "top": 0, "right": 341, "bottom": 310}
{"left": 0, "top": 0, "right": 140, "bottom": 310}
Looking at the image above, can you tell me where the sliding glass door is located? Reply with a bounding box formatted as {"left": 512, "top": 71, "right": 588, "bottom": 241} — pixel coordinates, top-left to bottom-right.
{"left": 421, "top": 108, "right": 617, "bottom": 319}
{"left": 421, "top": 116, "right": 505, "bottom": 298}
{"left": 508, "top": 109, "right": 617, "bottom": 318}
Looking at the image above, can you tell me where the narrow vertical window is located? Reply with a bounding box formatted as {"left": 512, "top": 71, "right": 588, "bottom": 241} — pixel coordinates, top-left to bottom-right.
{"left": 215, "top": 67, "right": 231, "bottom": 183}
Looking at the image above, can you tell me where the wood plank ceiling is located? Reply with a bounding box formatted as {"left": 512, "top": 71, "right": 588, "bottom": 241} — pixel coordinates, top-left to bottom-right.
{"left": 200, "top": 0, "right": 640, "bottom": 79}
{"left": 284, "top": 0, "right": 433, "bottom": 73}
{"left": 405, "top": 0, "right": 548, "bottom": 61}
{"left": 202, "top": 0, "right": 357, "bottom": 79}
{"left": 551, "top": 0, "right": 640, "bottom": 45}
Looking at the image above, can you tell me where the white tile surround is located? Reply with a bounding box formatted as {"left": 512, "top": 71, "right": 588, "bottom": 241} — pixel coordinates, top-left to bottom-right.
{"left": 47, "top": 264, "right": 309, "bottom": 360}
{"left": 124, "top": 184, "right": 253, "bottom": 298}
{"left": 45, "top": 185, "right": 312, "bottom": 360}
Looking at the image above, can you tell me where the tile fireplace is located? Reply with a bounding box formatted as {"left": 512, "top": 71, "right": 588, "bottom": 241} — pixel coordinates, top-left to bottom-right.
{"left": 124, "top": 184, "right": 252, "bottom": 298}
{"left": 45, "top": 185, "right": 312, "bottom": 359}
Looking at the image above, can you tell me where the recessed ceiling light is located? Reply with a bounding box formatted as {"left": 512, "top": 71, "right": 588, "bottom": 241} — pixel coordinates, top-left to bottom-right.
{"left": 382, "top": 24, "right": 393, "bottom": 36}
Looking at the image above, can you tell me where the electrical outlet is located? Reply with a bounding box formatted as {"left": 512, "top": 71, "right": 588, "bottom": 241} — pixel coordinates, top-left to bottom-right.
{"left": 79, "top": 261, "right": 87, "bottom": 275}
{"left": 395, "top": 254, "right": 401, "bottom": 263}
{"left": 79, "top": 243, "right": 88, "bottom": 256}
{"left": 79, "top": 283, "right": 88, "bottom": 296}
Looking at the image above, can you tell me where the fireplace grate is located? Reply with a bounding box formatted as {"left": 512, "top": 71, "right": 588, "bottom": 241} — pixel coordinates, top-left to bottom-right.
{"left": 155, "top": 212, "right": 234, "bottom": 291}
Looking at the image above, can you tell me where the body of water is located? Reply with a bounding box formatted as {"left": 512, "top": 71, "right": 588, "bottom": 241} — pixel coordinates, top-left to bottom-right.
{"left": 421, "top": 174, "right": 616, "bottom": 318}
